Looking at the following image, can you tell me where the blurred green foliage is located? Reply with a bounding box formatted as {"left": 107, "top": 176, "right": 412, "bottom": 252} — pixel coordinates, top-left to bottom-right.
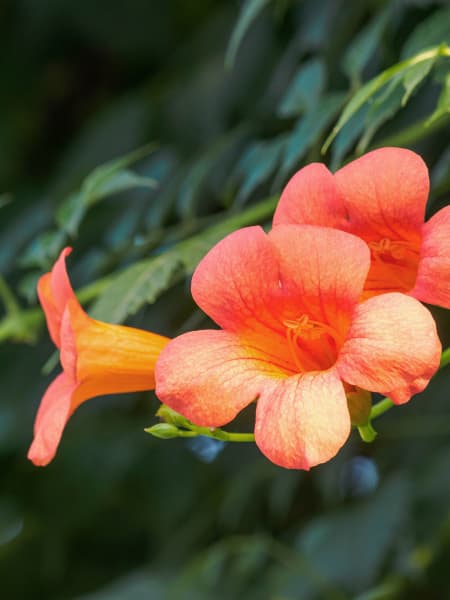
{"left": 1, "top": 0, "right": 450, "bottom": 598}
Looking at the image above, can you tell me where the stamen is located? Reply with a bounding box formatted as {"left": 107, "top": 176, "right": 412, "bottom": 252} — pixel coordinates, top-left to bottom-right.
{"left": 283, "top": 315, "right": 341, "bottom": 372}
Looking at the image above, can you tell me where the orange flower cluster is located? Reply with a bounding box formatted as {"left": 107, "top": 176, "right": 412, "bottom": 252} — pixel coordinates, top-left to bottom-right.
{"left": 29, "top": 148, "right": 447, "bottom": 469}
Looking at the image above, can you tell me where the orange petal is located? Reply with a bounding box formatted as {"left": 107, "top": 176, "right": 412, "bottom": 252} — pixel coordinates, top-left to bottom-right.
{"left": 155, "top": 329, "right": 291, "bottom": 427}
{"left": 269, "top": 225, "right": 370, "bottom": 327}
{"left": 334, "top": 147, "right": 427, "bottom": 242}
{"left": 412, "top": 206, "right": 450, "bottom": 308}
{"left": 337, "top": 293, "right": 441, "bottom": 404}
{"left": 191, "top": 225, "right": 370, "bottom": 350}
{"left": 273, "top": 162, "right": 348, "bottom": 228}
{"left": 37, "top": 247, "right": 75, "bottom": 347}
{"left": 254, "top": 369, "right": 351, "bottom": 469}
{"left": 191, "top": 226, "right": 284, "bottom": 337}
{"left": 27, "top": 373, "right": 77, "bottom": 467}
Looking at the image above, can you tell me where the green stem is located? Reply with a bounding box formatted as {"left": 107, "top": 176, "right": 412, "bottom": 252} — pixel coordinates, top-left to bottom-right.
{"left": 187, "top": 425, "right": 255, "bottom": 442}
{"left": 370, "top": 397, "right": 395, "bottom": 420}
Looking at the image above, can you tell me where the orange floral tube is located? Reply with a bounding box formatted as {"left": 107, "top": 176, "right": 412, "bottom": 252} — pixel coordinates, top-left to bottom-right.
{"left": 28, "top": 248, "right": 170, "bottom": 466}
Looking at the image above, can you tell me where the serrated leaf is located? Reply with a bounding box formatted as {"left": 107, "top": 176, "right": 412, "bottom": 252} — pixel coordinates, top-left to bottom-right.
{"left": 322, "top": 45, "right": 448, "bottom": 153}
{"left": 225, "top": 0, "right": 271, "bottom": 69}
{"left": 277, "top": 92, "right": 346, "bottom": 185}
{"left": 342, "top": 7, "right": 391, "bottom": 83}
{"left": 277, "top": 59, "right": 326, "bottom": 117}
{"left": 80, "top": 144, "right": 156, "bottom": 199}
{"left": 425, "top": 71, "right": 450, "bottom": 126}
{"left": 90, "top": 196, "right": 278, "bottom": 323}
{"left": 89, "top": 253, "right": 184, "bottom": 323}
{"left": 56, "top": 144, "right": 157, "bottom": 235}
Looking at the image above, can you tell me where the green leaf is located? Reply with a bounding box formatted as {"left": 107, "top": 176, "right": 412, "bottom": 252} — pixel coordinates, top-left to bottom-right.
{"left": 89, "top": 252, "right": 184, "bottom": 323}
{"left": 425, "top": 72, "right": 450, "bottom": 126}
{"left": 322, "top": 45, "right": 449, "bottom": 153}
{"left": 90, "top": 196, "right": 278, "bottom": 323}
{"left": 87, "top": 168, "right": 156, "bottom": 201}
{"left": 357, "top": 78, "right": 404, "bottom": 153}
{"left": 225, "top": 0, "right": 271, "bottom": 69}
{"left": 277, "top": 92, "right": 346, "bottom": 185}
{"left": 401, "top": 7, "right": 450, "bottom": 59}
{"left": 401, "top": 56, "right": 436, "bottom": 105}
{"left": 342, "top": 7, "right": 391, "bottom": 83}
{"left": 18, "top": 229, "right": 66, "bottom": 269}
{"left": 56, "top": 144, "right": 157, "bottom": 235}
{"left": 17, "top": 271, "right": 41, "bottom": 303}
{"left": 277, "top": 59, "right": 326, "bottom": 117}
{"left": 330, "top": 104, "right": 369, "bottom": 170}
{"left": 294, "top": 476, "right": 409, "bottom": 593}
{"left": 233, "top": 136, "right": 286, "bottom": 205}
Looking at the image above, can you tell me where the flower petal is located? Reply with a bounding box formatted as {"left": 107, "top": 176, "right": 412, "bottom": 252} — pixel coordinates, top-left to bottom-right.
{"left": 191, "top": 225, "right": 371, "bottom": 368}
{"left": 334, "top": 147, "right": 428, "bottom": 241}
{"left": 268, "top": 225, "right": 370, "bottom": 326}
{"left": 37, "top": 247, "right": 75, "bottom": 347}
{"left": 273, "top": 163, "right": 348, "bottom": 228}
{"left": 191, "top": 226, "right": 283, "bottom": 335}
{"left": 155, "top": 329, "right": 291, "bottom": 427}
{"left": 254, "top": 369, "right": 351, "bottom": 470}
{"left": 411, "top": 206, "right": 450, "bottom": 308}
{"left": 27, "top": 373, "right": 77, "bottom": 467}
{"left": 337, "top": 293, "right": 441, "bottom": 404}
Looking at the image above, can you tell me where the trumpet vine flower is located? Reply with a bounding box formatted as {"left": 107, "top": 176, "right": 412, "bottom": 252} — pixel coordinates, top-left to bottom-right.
{"left": 28, "top": 248, "right": 170, "bottom": 467}
{"left": 155, "top": 225, "right": 440, "bottom": 469}
{"left": 273, "top": 147, "right": 450, "bottom": 306}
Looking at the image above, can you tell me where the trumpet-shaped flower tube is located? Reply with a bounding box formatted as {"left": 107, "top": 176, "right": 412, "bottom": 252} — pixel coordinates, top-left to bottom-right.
{"left": 28, "top": 248, "right": 170, "bottom": 467}
{"left": 273, "top": 147, "right": 450, "bottom": 307}
{"left": 155, "top": 225, "right": 441, "bottom": 469}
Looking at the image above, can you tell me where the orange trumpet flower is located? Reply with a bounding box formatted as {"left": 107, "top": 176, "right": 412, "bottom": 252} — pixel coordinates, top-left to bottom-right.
{"left": 274, "top": 147, "right": 450, "bottom": 306}
{"left": 155, "top": 226, "right": 440, "bottom": 469}
{"left": 28, "top": 248, "right": 169, "bottom": 466}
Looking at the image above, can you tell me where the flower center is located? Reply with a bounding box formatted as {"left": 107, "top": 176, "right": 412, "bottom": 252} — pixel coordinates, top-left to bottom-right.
{"left": 365, "top": 237, "right": 420, "bottom": 295}
{"left": 283, "top": 315, "right": 342, "bottom": 373}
